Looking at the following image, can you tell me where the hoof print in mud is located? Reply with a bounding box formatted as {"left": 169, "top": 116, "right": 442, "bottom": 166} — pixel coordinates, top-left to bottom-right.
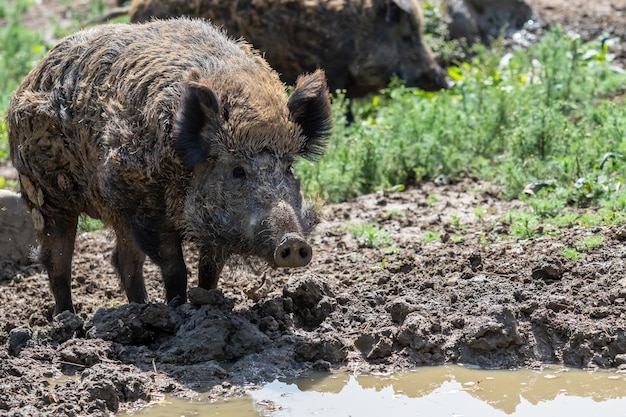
{"left": 283, "top": 275, "right": 336, "bottom": 327}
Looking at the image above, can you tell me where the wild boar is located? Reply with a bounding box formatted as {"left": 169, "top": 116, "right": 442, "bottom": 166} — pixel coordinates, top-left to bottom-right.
{"left": 128, "top": 0, "right": 449, "bottom": 98}
{"left": 7, "top": 18, "right": 332, "bottom": 315}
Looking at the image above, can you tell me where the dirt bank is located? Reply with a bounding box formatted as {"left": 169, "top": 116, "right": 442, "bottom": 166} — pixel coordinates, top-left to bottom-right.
{"left": 4, "top": 178, "right": 626, "bottom": 415}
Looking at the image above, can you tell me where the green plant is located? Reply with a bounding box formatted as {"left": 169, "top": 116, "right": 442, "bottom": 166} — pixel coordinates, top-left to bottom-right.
{"left": 426, "top": 193, "right": 438, "bottom": 206}
{"left": 561, "top": 247, "right": 583, "bottom": 262}
{"left": 78, "top": 215, "right": 104, "bottom": 233}
{"left": 473, "top": 206, "right": 487, "bottom": 222}
{"left": 383, "top": 208, "right": 405, "bottom": 219}
{"left": 508, "top": 211, "right": 540, "bottom": 239}
{"left": 575, "top": 234, "right": 605, "bottom": 251}
{"left": 449, "top": 214, "right": 463, "bottom": 230}
{"left": 343, "top": 222, "right": 393, "bottom": 249}
{"left": 0, "top": 1, "right": 48, "bottom": 162}
{"left": 422, "top": 231, "right": 440, "bottom": 243}
{"left": 297, "top": 26, "right": 626, "bottom": 213}
{"left": 478, "top": 235, "right": 491, "bottom": 245}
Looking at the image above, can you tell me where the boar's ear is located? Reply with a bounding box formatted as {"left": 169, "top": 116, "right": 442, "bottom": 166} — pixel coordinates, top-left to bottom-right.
{"left": 288, "top": 69, "right": 333, "bottom": 161}
{"left": 174, "top": 72, "right": 221, "bottom": 168}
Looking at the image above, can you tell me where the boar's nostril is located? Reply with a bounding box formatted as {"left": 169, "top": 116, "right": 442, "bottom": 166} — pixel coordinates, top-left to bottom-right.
{"left": 275, "top": 234, "right": 312, "bottom": 268}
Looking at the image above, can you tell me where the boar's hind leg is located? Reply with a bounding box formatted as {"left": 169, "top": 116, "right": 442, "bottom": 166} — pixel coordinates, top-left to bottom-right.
{"left": 111, "top": 226, "right": 147, "bottom": 304}
{"left": 130, "top": 219, "right": 188, "bottom": 305}
{"left": 38, "top": 214, "right": 79, "bottom": 315}
{"left": 198, "top": 246, "right": 226, "bottom": 290}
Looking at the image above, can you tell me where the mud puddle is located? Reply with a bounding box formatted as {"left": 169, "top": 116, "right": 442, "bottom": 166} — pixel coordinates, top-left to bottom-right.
{"left": 119, "top": 365, "right": 626, "bottom": 416}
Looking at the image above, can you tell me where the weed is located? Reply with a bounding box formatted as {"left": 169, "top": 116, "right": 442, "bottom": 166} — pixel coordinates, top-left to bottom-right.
{"left": 78, "top": 215, "right": 104, "bottom": 233}
{"left": 561, "top": 247, "right": 583, "bottom": 263}
{"left": 296, "top": 25, "right": 626, "bottom": 212}
{"left": 426, "top": 194, "right": 438, "bottom": 206}
{"left": 422, "top": 231, "right": 440, "bottom": 243}
{"left": 449, "top": 214, "right": 463, "bottom": 230}
{"left": 473, "top": 206, "right": 486, "bottom": 222}
{"left": 478, "top": 235, "right": 491, "bottom": 244}
{"left": 508, "top": 211, "right": 540, "bottom": 239}
{"left": 343, "top": 222, "right": 393, "bottom": 249}
{"left": 575, "top": 234, "right": 605, "bottom": 251}
{"left": 383, "top": 208, "right": 405, "bottom": 219}
{"left": 451, "top": 234, "right": 463, "bottom": 243}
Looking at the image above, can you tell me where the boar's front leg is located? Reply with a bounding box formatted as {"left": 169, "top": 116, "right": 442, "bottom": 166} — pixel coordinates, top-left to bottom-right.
{"left": 197, "top": 246, "right": 227, "bottom": 290}
{"left": 130, "top": 216, "right": 188, "bottom": 305}
{"left": 38, "top": 213, "right": 79, "bottom": 315}
{"left": 111, "top": 225, "right": 147, "bottom": 304}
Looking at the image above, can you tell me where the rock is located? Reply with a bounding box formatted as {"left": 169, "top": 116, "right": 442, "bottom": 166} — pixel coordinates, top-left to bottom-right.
{"left": 385, "top": 296, "right": 419, "bottom": 324}
{"left": 532, "top": 257, "right": 564, "bottom": 281}
{"left": 50, "top": 310, "right": 85, "bottom": 343}
{"left": 0, "top": 190, "right": 37, "bottom": 266}
{"left": 58, "top": 339, "right": 110, "bottom": 368}
{"left": 283, "top": 275, "right": 336, "bottom": 327}
{"left": 8, "top": 326, "right": 32, "bottom": 356}
{"left": 80, "top": 363, "right": 151, "bottom": 412}
{"left": 396, "top": 312, "right": 432, "bottom": 350}
{"left": 466, "top": 306, "right": 521, "bottom": 351}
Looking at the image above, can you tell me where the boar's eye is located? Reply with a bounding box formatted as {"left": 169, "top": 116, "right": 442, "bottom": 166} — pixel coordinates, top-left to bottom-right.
{"left": 232, "top": 166, "right": 246, "bottom": 179}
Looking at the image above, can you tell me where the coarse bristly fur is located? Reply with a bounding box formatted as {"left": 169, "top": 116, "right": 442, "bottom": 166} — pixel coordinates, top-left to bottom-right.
{"left": 7, "top": 18, "right": 333, "bottom": 314}
{"left": 129, "top": 0, "right": 449, "bottom": 97}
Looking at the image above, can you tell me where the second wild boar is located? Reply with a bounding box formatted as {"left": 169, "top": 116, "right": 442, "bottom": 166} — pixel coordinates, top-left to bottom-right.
{"left": 129, "top": 0, "right": 449, "bottom": 98}
{"left": 7, "top": 18, "right": 332, "bottom": 314}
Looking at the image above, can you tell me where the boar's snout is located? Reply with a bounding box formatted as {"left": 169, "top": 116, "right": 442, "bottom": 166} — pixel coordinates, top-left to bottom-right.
{"left": 409, "top": 66, "right": 450, "bottom": 92}
{"left": 274, "top": 233, "right": 312, "bottom": 268}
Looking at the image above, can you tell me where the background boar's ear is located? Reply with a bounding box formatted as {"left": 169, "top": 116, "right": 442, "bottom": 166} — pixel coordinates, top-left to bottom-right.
{"left": 288, "top": 69, "right": 333, "bottom": 161}
{"left": 174, "top": 78, "right": 221, "bottom": 169}
{"left": 391, "top": 0, "right": 417, "bottom": 14}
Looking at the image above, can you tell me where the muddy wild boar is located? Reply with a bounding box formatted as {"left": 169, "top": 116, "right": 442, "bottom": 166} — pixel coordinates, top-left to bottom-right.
{"left": 7, "top": 18, "right": 332, "bottom": 315}
{"left": 128, "top": 0, "right": 449, "bottom": 98}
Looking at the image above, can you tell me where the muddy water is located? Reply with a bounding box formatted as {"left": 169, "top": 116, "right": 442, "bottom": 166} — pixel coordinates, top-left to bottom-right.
{"left": 121, "top": 365, "right": 626, "bottom": 416}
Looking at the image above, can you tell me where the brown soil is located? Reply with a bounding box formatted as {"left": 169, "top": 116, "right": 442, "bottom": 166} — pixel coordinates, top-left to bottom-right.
{"left": 2, "top": 1, "right": 626, "bottom": 415}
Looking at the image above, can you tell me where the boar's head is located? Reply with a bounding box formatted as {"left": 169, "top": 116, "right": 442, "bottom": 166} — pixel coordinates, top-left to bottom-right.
{"left": 173, "top": 68, "right": 332, "bottom": 269}
{"left": 349, "top": 0, "right": 449, "bottom": 96}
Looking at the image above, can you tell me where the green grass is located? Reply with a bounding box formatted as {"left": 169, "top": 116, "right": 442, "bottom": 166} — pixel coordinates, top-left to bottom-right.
{"left": 297, "top": 27, "right": 626, "bottom": 211}
{"left": 343, "top": 222, "right": 394, "bottom": 249}
{"left": 575, "top": 234, "right": 605, "bottom": 251}
{"left": 77, "top": 215, "right": 104, "bottom": 233}
{"left": 561, "top": 247, "right": 583, "bottom": 263}
{"left": 0, "top": 0, "right": 48, "bottom": 162}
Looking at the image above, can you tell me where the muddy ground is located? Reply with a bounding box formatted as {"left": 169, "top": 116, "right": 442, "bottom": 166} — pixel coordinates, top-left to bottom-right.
{"left": 2, "top": 0, "right": 626, "bottom": 415}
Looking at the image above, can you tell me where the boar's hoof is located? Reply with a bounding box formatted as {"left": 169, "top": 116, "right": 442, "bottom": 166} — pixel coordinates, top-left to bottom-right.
{"left": 275, "top": 233, "right": 312, "bottom": 268}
